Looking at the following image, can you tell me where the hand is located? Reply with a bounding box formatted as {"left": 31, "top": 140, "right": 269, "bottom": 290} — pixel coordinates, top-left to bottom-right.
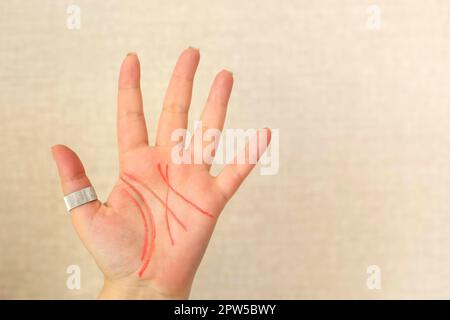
{"left": 51, "top": 48, "right": 271, "bottom": 299}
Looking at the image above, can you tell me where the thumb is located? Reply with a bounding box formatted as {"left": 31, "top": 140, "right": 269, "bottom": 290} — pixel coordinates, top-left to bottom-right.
{"left": 51, "top": 144, "right": 101, "bottom": 236}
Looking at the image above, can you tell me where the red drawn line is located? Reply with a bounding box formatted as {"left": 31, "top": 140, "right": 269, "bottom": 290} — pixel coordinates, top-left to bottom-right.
{"left": 122, "top": 172, "right": 187, "bottom": 231}
{"left": 157, "top": 163, "right": 213, "bottom": 218}
{"left": 120, "top": 177, "right": 156, "bottom": 277}
{"left": 121, "top": 188, "right": 148, "bottom": 262}
{"left": 139, "top": 202, "right": 155, "bottom": 278}
{"left": 163, "top": 164, "right": 175, "bottom": 246}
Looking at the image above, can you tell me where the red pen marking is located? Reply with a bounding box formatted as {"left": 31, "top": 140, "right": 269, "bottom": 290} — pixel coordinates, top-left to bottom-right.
{"left": 120, "top": 177, "right": 156, "bottom": 277}
{"left": 122, "top": 172, "right": 187, "bottom": 231}
{"left": 120, "top": 165, "right": 213, "bottom": 277}
{"left": 121, "top": 188, "right": 148, "bottom": 262}
{"left": 138, "top": 203, "right": 155, "bottom": 278}
{"left": 157, "top": 163, "right": 213, "bottom": 218}
{"left": 162, "top": 164, "right": 175, "bottom": 246}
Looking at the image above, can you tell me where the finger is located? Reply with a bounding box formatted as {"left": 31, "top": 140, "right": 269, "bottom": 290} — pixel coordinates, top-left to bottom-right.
{"left": 189, "top": 70, "right": 233, "bottom": 170}
{"left": 215, "top": 128, "right": 271, "bottom": 201}
{"left": 51, "top": 144, "right": 101, "bottom": 236}
{"left": 117, "top": 53, "right": 148, "bottom": 156}
{"left": 156, "top": 47, "right": 200, "bottom": 148}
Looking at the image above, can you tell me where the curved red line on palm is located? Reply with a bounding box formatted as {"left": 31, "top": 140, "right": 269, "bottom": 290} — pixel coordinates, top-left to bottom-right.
{"left": 157, "top": 163, "right": 213, "bottom": 218}
{"left": 138, "top": 202, "right": 155, "bottom": 278}
{"left": 122, "top": 172, "right": 187, "bottom": 231}
{"left": 163, "top": 164, "right": 175, "bottom": 245}
{"left": 120, "top": 177, "right": 156, "bottom": 277}
{"left": 121, "top": 188, "right": 149, "bottom": 262}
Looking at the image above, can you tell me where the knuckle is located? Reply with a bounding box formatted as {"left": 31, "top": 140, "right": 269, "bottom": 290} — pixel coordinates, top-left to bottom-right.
{"left": 118, "top": 111, "right": 145, "bottom": 122}
{"left": 163, "top": 101, "right": 188, "bottom": 114}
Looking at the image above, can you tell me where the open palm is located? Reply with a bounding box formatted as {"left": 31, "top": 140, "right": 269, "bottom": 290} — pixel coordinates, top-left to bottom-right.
{"left": 52, "top": 48, "right": 270, "bottom": 299}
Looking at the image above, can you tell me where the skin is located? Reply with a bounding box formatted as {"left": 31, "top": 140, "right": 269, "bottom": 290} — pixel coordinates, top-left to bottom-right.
{"left": 51, "top": 48, "right": 271, "bottom": 299}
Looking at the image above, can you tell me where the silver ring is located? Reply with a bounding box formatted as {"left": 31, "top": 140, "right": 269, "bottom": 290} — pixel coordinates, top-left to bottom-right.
{"left": 64, "top": 186, "right": 97, "bottom": 212}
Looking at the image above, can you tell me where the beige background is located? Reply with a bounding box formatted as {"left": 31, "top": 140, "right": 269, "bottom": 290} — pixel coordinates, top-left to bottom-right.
{"left": 1, "top": 0, "right": 450, "bottom": 299}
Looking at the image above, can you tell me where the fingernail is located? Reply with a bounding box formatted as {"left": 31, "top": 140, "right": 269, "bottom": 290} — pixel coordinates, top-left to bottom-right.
{"left": 127, "top": 52, "right": 138, "bottom": 57}
{"left": 188, "top": 46, "right": 199, "bottom": 51}
{"left": 50, "top": 145, "right": 56, "bottom": 157}
{"left": 222, "top": 69, "right": 233, "bottom": 77}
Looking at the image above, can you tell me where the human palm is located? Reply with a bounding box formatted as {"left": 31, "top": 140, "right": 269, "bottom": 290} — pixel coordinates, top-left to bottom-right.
{"left": 52, "top": 48, "right": 270, "bottom": 299}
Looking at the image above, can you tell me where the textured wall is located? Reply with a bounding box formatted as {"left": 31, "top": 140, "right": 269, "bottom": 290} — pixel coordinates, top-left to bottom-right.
{"left": 1, "top": 0, "right": 450, "bottom": 299}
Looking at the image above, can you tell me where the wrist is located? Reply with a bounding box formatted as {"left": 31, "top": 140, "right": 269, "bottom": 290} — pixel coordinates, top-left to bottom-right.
{"left": 98, "top": 278, "right": 188, "bottom": 300}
